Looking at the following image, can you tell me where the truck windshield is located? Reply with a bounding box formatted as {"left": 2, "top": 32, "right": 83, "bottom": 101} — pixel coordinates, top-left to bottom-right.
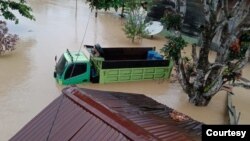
{"left": 56, "top": 55, "right": 67, "bottom": 75}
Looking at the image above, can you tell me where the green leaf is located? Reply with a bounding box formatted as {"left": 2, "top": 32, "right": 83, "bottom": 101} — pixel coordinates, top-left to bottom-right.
{"left": 0, "top": 0, "right": 35, "bottom": 23}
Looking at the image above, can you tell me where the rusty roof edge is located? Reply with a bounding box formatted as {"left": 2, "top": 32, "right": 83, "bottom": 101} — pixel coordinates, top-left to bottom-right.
{"left": 62, "top": 87, "right": 159, "bottom": 141}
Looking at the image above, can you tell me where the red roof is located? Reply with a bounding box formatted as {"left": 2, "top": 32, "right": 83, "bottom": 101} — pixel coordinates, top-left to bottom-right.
{"left": 10, "top": 87, "right": 202, "bottom": 141}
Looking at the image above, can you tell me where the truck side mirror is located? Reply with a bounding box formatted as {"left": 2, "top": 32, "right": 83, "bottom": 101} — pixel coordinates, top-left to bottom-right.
{"left": 55, "top": 55, "right": 57, "bottom": 62}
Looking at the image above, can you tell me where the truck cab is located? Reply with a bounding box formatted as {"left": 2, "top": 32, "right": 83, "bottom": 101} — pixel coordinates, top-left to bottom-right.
{"left": 54, "top": 49, "right": 91, "bottom": 85}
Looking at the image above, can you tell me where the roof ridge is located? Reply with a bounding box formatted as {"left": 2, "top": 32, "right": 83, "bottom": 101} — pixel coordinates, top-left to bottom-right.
{"left": 63, "top": 87, "right": 159, "bottom": 141}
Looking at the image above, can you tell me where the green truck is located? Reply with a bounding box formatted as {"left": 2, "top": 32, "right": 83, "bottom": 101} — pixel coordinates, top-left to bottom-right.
{"left": 54, "top": 44, "right": 173, "bottom": 85}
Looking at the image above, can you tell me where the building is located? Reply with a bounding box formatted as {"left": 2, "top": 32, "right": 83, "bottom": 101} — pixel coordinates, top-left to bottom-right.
{"left": 10, "top": 87, "right": 202, "bottom": 141}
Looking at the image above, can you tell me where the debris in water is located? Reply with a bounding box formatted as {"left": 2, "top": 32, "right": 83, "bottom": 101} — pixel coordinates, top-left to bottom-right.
{"left": 170, "top": 110, "right": 190, "bottom": 121}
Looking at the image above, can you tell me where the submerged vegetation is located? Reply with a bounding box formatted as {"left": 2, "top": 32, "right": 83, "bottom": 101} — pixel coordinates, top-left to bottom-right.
{"left": 123, "top": 0, "right": 148, "bottom": 42}
{"left": 123, "top": 7, "right": 148, "bottom": 42}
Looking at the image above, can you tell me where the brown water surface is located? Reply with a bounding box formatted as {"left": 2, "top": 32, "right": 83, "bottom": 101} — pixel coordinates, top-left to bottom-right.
{"left": 0, "top": 0, "right": 250, "bottom": 140}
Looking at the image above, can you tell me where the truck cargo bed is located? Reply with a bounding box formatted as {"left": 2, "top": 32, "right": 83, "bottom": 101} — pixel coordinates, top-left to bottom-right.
{"left": 85, "top": 45, "right": 173, "bottom": 84}
{"left": 85, "top": 45, "right": 169, "bottom": 69}
{"left": 101, "top": 47, "right": 153, "bottom": 60}
{"left": 102, "top": 60, "right": 170, "bottom": 69}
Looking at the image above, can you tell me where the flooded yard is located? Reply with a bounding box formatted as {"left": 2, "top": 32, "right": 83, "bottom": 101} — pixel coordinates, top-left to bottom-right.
{"left": 0, "top": 0, "right": 250, "bottom": 140}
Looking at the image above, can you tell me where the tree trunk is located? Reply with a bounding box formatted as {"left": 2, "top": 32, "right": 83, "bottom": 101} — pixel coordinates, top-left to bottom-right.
{"left": 163, "top": 0, "right": 250, "bottom": 106}
{"left": 189, "top": 90, "right": 212, "bottom": 106}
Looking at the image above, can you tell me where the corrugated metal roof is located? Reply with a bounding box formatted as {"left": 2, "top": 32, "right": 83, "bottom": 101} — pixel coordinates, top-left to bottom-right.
{"left": 10, "top": 87, "right": 202, "bottom": 141}
{"left": 80, "top": 88, "right": 202, "bottom": 141}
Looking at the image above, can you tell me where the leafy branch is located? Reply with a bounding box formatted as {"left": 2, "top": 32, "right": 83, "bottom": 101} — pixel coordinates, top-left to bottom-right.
{"left": 0, "top": 0, "right": 35, "bottom": 24}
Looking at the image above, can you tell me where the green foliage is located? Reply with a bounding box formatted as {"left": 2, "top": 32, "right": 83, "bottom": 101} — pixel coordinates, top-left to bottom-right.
{"left": 161, "top": 36, "right": 187, "bottom": 61}
{"left": 0, "top": 0, "right": 35, "bottom": 24}
{"left": 123, "top": 0, "right": 150, "bottom": 42}
{"left": 86, "top": 0, "right": 123, "bottom": 11}
{"left": 161, "top": 14, "right": 182, "bottom": 30}
{"left": 123, "top": 8, "right": 148, "bottom": 42}
{"left": 228, "top": 42, "right": 249, "bottom": 60}
{"left": 143, "top": 0, "right": 153, "bottom": 9}
{"left": 124, "top": 0, "right": 141, "bottom": 11}
{"left": 125, "top": 0, "right": 153, "bottom": 11}
{"left": 228, "top": 32, "right": 250, "bottom": 60}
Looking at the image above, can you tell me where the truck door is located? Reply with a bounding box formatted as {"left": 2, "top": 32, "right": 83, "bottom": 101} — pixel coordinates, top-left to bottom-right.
{"left": 63, "top": 63, "right": 90, "bottom": 85}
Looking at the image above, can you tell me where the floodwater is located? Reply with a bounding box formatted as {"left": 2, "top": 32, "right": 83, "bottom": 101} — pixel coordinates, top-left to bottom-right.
{"left": 0, "top": 0, "right": 249, "bottom": 140}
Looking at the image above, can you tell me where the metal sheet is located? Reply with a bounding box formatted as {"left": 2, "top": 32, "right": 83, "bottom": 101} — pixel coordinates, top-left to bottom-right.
{"left": 10, "top": 87, "right": 202, "bottom": 141}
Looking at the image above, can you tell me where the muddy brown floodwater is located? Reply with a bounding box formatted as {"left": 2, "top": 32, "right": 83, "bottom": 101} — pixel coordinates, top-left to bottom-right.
{"left": 0, "top": 0, "right": 250, "bottom": 140}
